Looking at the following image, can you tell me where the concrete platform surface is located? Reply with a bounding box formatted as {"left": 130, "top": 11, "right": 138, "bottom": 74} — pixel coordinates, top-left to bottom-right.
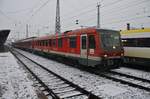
{"left": 0, "top": 52, "right": 38, "bottom": 99}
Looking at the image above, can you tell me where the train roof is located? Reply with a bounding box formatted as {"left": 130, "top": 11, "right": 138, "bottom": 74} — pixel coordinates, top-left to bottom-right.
{"left": 34, "top": 27, "right": 119, "bottom": 40}
{"left": 64, "top": 27, "right": 119, "bottom": 36}
{"left": 34, "top": 35, "right": 55, "bottom": 41}
{"left": 16, "top": 37, "right": 36, "bottom": 42}
{"left": 120, "top": 28, "right": 150, "bottom": 34}
{"left": 120, "top": 28, "right": 150, "bottom": 38}
{"left": 34, "top": 27, "right": 98, "bottom": 41}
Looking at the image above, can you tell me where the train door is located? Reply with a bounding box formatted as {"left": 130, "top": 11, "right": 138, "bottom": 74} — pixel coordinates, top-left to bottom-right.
{"left": 79, "top": 34, "right": 89, "bottom": 66}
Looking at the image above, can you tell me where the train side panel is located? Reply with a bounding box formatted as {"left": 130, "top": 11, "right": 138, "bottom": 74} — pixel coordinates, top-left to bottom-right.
{"left": 121, "top": 28, "right": 150, "bottom": 67}
{"left": 13, "top": 27, "right": 123, "bottom": 69}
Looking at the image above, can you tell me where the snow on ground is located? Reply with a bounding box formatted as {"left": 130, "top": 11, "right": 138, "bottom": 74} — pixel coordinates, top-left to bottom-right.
{"left": 113, "top": 67, "right": 150, "bottom": 80}
{"left": 0, "top": 52, "right": 38, "bottom": 99}
{"left": 16, "top": 49, "right": 150, "bottom": 99}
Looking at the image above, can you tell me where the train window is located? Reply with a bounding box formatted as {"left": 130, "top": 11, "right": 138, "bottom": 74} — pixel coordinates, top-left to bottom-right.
{"left": 89, "top": 35, "right": 96, "bottom": 49}
{"left": 39, "top": 41, "right": 41, "bottom": 46}
{"left": 40, "top": 41, "right": 42, "bottom": 46}
{"left": 138, "top": 38, "right": 150, "bottom": 47}
{"left": 122, "top": 38, "right": 150, "bottom": 47}
{"left": 122, "top": 39, "right": 137, "bottom": 47}
{"left": 58, "top": 38, "right": 62, "bottom": 48}
{"left": 42, "top": 41, "right": 44, "bottom": 46}
{"left": 49, "top": 39, "right": 52, "bottom": 46}
{"left": 69, "top": 37, "right": 77, "bottom": 48}
{"left": 41, "top": 41, "right": 43, "bottom": 46}
{"left": 52, "top": 39, "right": 56, "bottom": 47}
{"left": 82, "top": 36, "right": 86, "bottom": 49}
{"left": 43, "top": 41, "right": 45, "bottom": 46}
{"left": 45, "top": 40, "right": 48, "bottom": 46}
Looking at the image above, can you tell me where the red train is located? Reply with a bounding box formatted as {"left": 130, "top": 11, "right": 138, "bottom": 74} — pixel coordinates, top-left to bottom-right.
{"left": 13, "top": 27, "right": 124, "bottom": 69}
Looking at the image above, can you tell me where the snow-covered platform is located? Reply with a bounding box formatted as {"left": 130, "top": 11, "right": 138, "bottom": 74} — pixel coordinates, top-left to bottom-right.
{"left": 0, "top": 52, "right": 38, "bottom": 99}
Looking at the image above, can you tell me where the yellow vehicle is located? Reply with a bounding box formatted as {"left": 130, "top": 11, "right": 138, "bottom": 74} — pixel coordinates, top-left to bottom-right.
{"left": 120, "top": 28, "right": 150, "bottom": 67}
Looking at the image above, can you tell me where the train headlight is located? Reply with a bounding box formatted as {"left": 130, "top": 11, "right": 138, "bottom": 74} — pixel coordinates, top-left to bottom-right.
{"left": 121, "top": 53, "right": 124, "bottom": 56}
{"left": 104, "top": 54, "right": 108, "bottom": 58}
{"left": 113, "top": 46, "right": 116, "bottom": 49}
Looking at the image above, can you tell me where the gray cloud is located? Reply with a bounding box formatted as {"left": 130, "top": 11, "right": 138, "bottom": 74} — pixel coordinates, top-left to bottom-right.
{"left": 0, "top": 0, "right": 149, "bottom": 39}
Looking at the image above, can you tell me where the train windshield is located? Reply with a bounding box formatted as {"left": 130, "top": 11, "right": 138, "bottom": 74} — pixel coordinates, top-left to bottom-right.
{"left": 98, "top": 29, "right": 122, "bottom": 51}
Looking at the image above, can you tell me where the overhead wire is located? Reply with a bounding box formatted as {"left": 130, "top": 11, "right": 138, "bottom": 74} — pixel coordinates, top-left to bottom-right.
{"left": 2, "top": 0, "right": 42, "bottom": 15}
{"left": 16, "top": 0, "right": 53, "bottom": 35}
{"left": 8, "top": 0, "right": 149, "bottom": 37}
{"left": 61, "top": 0, "right": 144, "bottom": 25}
{"left": 27, "top": 0, "right": 52, "bottom": 22}
{"left": 103, "top": 15, "right": 149, "bottom": 25}
{"left": 61, "top": 0, "right": 125, "bottom": 22}
{"left": 0, "top": 9, "right": 17, "bottom": 23}
{"left": 62, "top": 10, "right": 149, "bottom": 30}
{"left": 102, "top": 0, "right": 149, "bottom": 16}
{"left": 62, "top": 0, "right": 149, "bottom": 30}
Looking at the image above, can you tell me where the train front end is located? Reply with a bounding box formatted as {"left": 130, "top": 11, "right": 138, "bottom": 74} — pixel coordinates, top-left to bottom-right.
{"left": 98, "top": 29, "right": 124, "bottom": 68}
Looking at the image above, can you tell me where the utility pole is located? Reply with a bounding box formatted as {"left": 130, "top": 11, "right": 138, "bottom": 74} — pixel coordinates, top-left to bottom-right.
{"left": 26, "top": 24, "right": 29, "bottom": 38}
{"left": 55, "top": 0, "right": 61, "bottom": 35}
{"left": 97, "top": 2, "right": 101, "bottom": 28}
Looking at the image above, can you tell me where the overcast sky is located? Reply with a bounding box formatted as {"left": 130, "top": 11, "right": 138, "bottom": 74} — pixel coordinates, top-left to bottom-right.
{"left": 0, "top": 0, "right": 150, "bottom": 39}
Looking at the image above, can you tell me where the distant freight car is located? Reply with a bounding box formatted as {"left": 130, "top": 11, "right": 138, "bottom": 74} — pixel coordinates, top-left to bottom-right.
{"left": 121, "top": 28, "right": 150, "bottom": 67}
{"left": 14, "top": 27, "right": 123, "bottom": 70}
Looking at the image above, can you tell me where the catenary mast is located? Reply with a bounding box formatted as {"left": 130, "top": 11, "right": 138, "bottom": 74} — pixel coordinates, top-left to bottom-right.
{"left": 55, "top": 0, "right": 61, "bottom": 35}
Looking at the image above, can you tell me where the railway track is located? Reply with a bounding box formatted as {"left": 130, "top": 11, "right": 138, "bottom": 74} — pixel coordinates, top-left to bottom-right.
{"left": 70, "top": 63, "right": 150, "bottom": 92}
{"left": 99, "top": 71, "right": 150, "bottom": 92}
{"left": 10, "top": 48, "right": 101, "bottom": 99}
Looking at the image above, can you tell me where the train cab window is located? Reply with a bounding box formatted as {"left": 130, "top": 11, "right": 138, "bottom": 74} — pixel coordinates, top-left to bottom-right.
{"left": 49, "top": 39, "right": 52, "bottom": 46}
{"left": 58, "top": 38, "right": 62, "bottom": 48}
{"left": 69, "top": 37, "right": 77, "bottom": 48}
{"left": 89, "top": 35, "right": 96, "bottom": 49}
{"left": 82, "top": 36, "right": 86, "bottom": 49}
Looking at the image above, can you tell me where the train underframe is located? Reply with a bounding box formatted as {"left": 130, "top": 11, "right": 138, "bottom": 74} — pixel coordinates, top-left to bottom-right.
{"left": 123, "top": 56, "right": 150, "bottom": 71}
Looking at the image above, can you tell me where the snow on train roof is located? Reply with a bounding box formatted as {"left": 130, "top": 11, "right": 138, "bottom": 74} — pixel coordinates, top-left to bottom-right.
{"left": 34, "top": 35, "right": 56, "bottom": 40}
{"left": 34, "top": 27, "right": 96, "bottom": 40}
{"left": 19, "top": 27, "right": 119, "bottom": 41}
{"left": 16, "top": 37, "right": 36, "bottom": 42}
{"left": 120, "top": 28, "right": 150, "bottom": 38}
